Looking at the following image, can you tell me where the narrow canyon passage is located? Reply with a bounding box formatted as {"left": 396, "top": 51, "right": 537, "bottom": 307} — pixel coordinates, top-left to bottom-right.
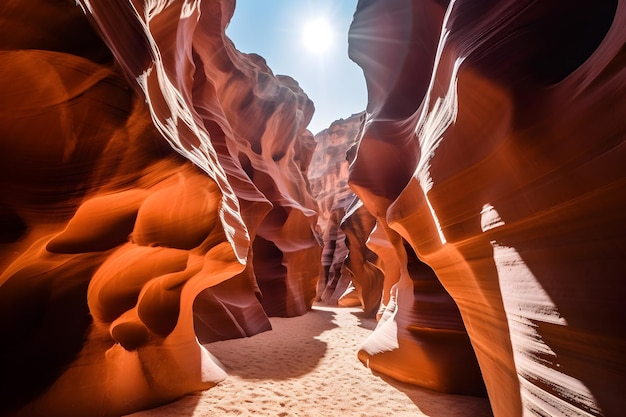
{"left": 2, "top": 1, "right": 625, "bottom": 416}
{"left": 127, "top": 305, "right": 492, "bottom": 417}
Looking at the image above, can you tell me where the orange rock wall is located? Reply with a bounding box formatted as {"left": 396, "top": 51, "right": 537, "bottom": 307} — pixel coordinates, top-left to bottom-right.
{"left": 349, "top": 0, "right": 626, "bottom": 415}
{"left": 0, "top": 1, "right": 320, "bottom": 415}
{"left": 309, "top": 113, "right": 364, "bottom": 305}
{"left": 340, "top": 201, "right": 384, "bottom": 316}
{"left": 3, "top": 0, "right": 625, "bottom": 416}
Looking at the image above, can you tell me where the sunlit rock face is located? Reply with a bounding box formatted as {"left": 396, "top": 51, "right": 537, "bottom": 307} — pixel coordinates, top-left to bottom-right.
{"left": 309, "top": 113, "right": 364, "bottom": 306}
{"left": 368, "top": 231, "right": 485, "bottom": 394}
{"left": 0, "top": 0, "right": 319, "bottom": 415}
{"left": 354, "top": 214, "right": 484, "bottom": 395}
{"left": 349, "top": 0, "right": 626, "bottom": 415}
{"left": 81, "top": 0, "right": 320, "bottom": 318}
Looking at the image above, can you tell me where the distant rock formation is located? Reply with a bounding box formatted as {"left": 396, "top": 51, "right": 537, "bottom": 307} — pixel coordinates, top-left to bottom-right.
{"left": 349, "top": 0, "right": 626, "bottom": 415}
{"left": 0, "top": 1, "right": 319, "bottom": 416}
{"left": 308, "top": 113, "right": 364, "bottom": 306}
{"left": 340, "top": 199, "right": 384, "bottom": 316}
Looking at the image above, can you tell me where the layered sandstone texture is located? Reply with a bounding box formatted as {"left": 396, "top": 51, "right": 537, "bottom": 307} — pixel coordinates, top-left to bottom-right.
{"left": 354, "top": 215, "right": 485, "bottom": 395}
{"left": 349, "top": 0, "right": 626, "bottom": 416}
{"left": 308, "top": 113, "right": 364, "bottom": 306}
{"left": 340, "top": 199, "right": 384, "bottom": 316}
{"left": 0, "top": 1, "right": 319, "bottom": 416}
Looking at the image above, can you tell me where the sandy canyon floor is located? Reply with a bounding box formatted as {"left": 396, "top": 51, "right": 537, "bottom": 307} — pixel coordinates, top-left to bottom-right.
{"left": 127, "top": 305, "right": 493, "bottom": 417}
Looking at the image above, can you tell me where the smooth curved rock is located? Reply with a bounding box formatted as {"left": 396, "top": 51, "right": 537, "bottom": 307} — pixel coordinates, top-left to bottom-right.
{"left": 349, "top": 0, "right": 626, "bottom": 415}
{"left": 0, "top": 0, "right": 320, "bottom": 415}
{"left": 340, "top": 199, "right": 384, "bottom": 316}
{"left": 309, "top": 113, "right": 364, "bottom": 305}
{"left": 355, "top": 215, "right": 484, "bottom": 395}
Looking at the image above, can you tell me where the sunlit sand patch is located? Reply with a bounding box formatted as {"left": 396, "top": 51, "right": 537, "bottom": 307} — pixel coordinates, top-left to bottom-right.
{"left": 127, "top": 305, "right": 492, "bottom": 417}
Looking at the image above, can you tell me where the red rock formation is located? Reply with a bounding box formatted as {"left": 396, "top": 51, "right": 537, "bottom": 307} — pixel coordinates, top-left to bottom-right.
{"left": 349, "top": 0, "right": 626, "bottom": 415}
{"left": 0, "top": 0, "right": 320, "bottom": 415}
{"left": 340, "top": 199, "right": 384, "bottom": 316}
{"left": 358, "top": 221, "right": 485, "bottom": 395}
{"left": 309, "top": 113, "right": 364, "bottom": 305}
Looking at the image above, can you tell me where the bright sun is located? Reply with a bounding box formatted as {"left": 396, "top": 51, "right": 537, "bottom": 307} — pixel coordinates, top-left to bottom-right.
{"left": 302, "top": 18, "right": 333, "bottom": 54}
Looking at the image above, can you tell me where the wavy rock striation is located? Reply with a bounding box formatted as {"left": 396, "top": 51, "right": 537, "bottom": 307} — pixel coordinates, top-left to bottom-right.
{"left": 0, "top": 1, "right": 319, "bottom": 416}
{"left": 349, "top": 0, "right": 626, "bottom": 415}
{"left": 309, "top": 113, "right": 364, "bottom": 306}
{"left": 340, "top": 199, "right": 384, "bottom": 316}
{"left": 3, "top": 0, "right": 625, "bottom": 416}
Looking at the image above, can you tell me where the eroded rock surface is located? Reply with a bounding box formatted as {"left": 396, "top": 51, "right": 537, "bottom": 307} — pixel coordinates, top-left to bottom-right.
{"left": 0, "top": 1, "right": 319, "bottom": 415}
{"left": 309, "top": 113, "right": 364, "bottom": 306}
{"left": 2, "top": 0, "right": 625, "bottom": 416}
{"left": 340, "top": 200, "right": 384, "bottom": 316}
{"left": 349, "top": 0, "right": 626, "bottom": 415}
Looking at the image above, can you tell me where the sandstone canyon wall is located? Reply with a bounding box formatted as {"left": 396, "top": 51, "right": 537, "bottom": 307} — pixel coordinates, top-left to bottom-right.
{"left": 309, "top": 113, "right": 365, "bottom": 307}
{"left": 348, "top": 0, "right": 626, "bottom": 416}
{"left": 340, "top": 199, "right": 384, "bottom": 316}
{"left": 2, "top": 0, "right": 626, "bottom": 416}
{"left": 312, "top": 110, "right": 484, "bottom": 393}
{"left": 0, "top": 1, "right": 320, "bottom": 416}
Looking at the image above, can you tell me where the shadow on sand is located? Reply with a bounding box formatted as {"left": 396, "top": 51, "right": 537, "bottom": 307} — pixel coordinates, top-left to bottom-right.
{"left": 378, "top": 373, "right": 494, "bottom": 417}
{"left": 125, "top": 308, "right": 337, "bottom": 416}
{"left": 349, "top": 309, "right": 378, "bottom": 331}
{"left": 204, "top": 308, "right": 337, "bottom": 380}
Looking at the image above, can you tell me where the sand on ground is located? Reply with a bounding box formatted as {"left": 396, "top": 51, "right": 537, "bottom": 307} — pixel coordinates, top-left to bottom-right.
{"left": 127, "top": 304, "right": 493, "bottom": 417}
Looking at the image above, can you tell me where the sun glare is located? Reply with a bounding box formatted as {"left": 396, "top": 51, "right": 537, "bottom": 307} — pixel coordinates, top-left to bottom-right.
{"left": 302, "top": 18, "right": 333, "bottom": 54}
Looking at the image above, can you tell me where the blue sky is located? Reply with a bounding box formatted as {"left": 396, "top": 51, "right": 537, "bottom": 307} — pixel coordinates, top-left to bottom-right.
{"left": 226, "top": 0, "right": 366, "bottom": 134}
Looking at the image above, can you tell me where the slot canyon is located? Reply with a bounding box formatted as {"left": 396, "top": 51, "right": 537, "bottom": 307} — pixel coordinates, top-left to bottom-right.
{"left": 1, "top": 1, "right": 625, "bottom": 416}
